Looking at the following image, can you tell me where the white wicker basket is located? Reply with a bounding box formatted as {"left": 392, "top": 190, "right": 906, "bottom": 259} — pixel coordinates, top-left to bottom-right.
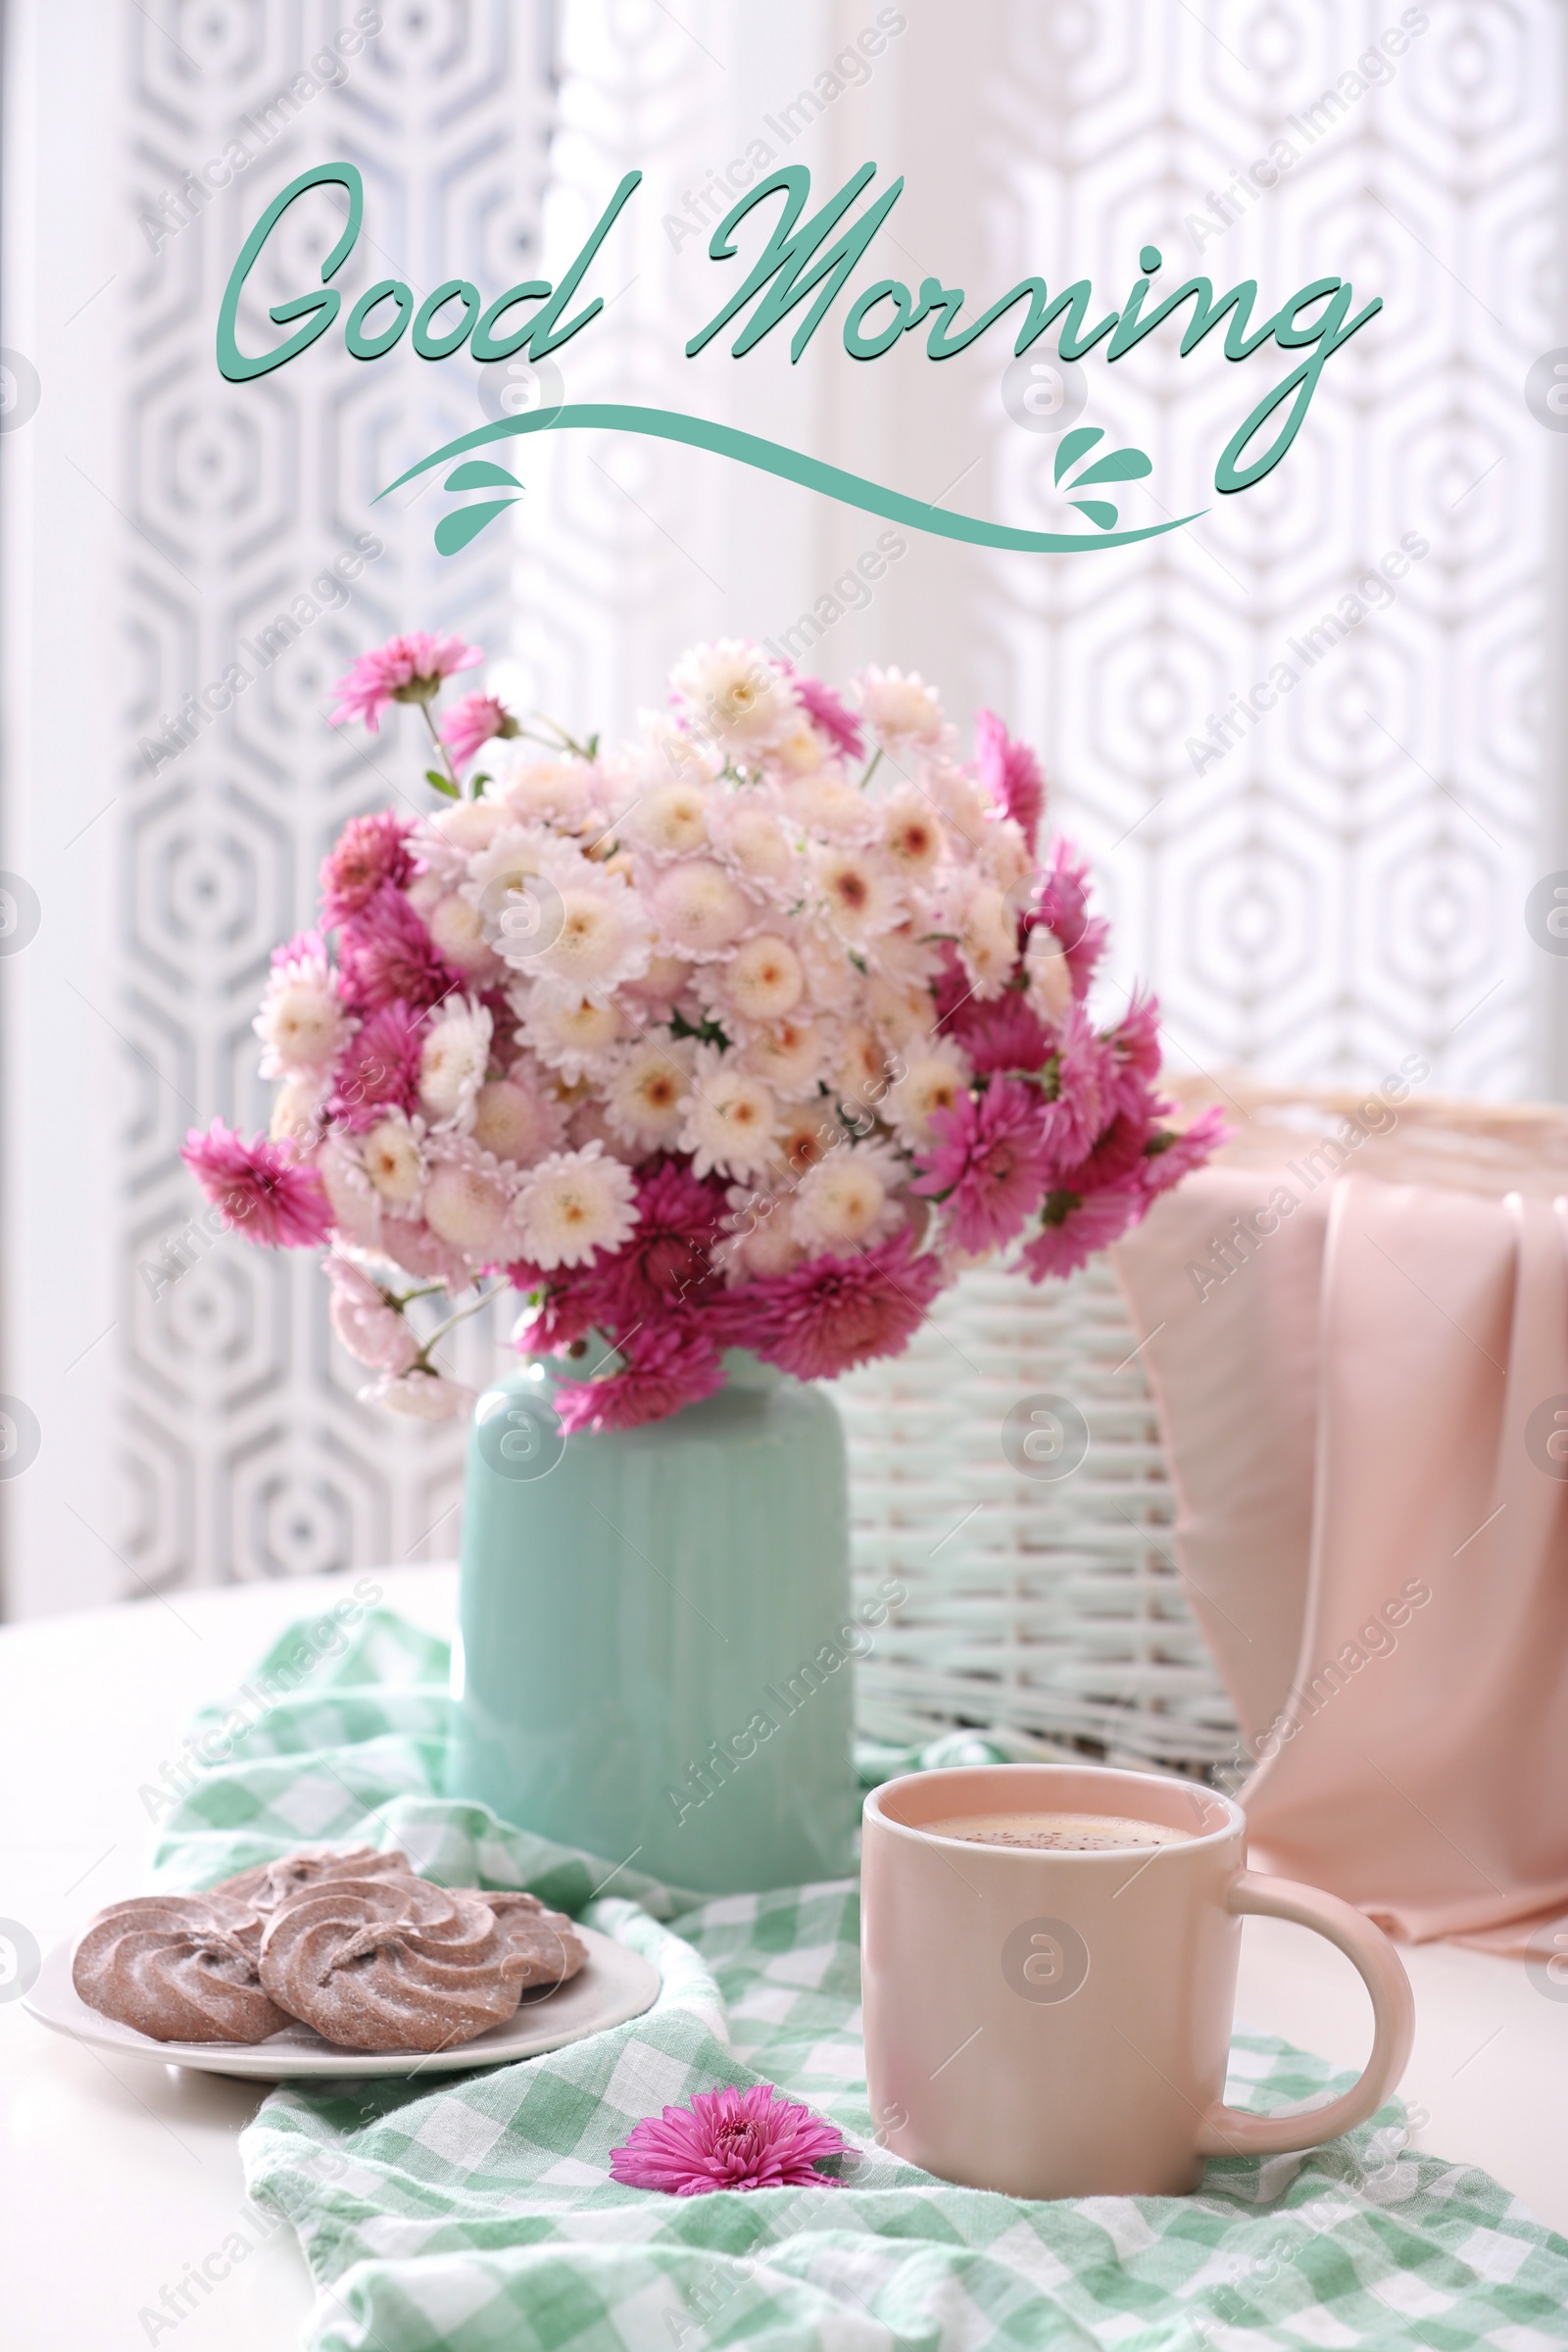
{"left": 842, "top": 1080, "right": 1568, "bottom": 1780}
{"left": 839, "top": 1251, "right": 1240, "bottom": 1778}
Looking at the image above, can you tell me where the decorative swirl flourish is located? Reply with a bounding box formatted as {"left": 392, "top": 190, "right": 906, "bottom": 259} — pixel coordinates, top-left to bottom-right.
{"left": 376, "top": 403, "right": 1202, "bottom": 558}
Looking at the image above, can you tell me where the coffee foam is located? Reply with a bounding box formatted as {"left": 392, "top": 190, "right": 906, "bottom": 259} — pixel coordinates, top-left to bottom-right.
{"left": 922, "top": 1810, "right": 1193, "bottom": 1852}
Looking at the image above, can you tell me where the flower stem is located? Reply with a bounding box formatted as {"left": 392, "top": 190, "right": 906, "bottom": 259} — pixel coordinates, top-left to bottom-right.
{"left": 418, "top": 700, "right": 465, "bottom": 797}
{"left": 860, "top": 746, "right": 884, "bottom": 791}
{"left": 536, "top": 712, "right": 596, "bottom": 761}
{"left": 414, "top": 1283, "right": 505, "bottom": 1368}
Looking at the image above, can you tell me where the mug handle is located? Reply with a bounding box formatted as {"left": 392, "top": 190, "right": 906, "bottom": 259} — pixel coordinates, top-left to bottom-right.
{"left": 1194, "top": 1870, "right": 1416, "bottom": 2159}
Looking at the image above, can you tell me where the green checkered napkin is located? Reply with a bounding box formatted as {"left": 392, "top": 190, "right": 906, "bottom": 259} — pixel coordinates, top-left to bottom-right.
{"left": 152, "top": 1604, "right": 1568, "bottom": 2352}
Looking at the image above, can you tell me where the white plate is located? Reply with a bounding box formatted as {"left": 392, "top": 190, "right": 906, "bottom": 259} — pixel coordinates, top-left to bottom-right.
{"left": 23, "top": 1922, "right": 661, "bottom": 2081}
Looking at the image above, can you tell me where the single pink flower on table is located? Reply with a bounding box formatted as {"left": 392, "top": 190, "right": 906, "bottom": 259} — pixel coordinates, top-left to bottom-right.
{"left": 973, "top": 708, "right": 1045, "bottom": 850}
{"left": 319, "top": 812, "right": 415, "bottom": 928}
{"left": 182, "top": 1120, "right": 334, "bottom": 1249}
{"left": 440, "top": 692, "right": 519, "bottom": 771}
{"left": 337, "top": 883, "right": 462, "bottom": 1014}
{"left": 784, "top": 668, "right": 864, "bottom": 762}
{"left": 610, "top": 2082, "right": 849, "bottom": 2196}
{"left": 739, "top": 1229, "right": 947, "bottom": 1382}
{"left": 327, "top": 633, "right": 484, "bottom": 733}
{"left": 553, "top": 1320, "right": 725, "bottom": 1435}
{"left": 1021, "top": 1179, "right": 1145, "bottom": 1281}
{"left": 915, "top": 1077, "right": 1052, "bottom": 1253}
{"left": 324, "top": 1254, "right": 419, "bottom": 1373}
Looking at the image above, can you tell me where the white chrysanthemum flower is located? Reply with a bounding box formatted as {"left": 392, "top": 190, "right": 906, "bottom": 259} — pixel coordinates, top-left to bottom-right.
{"left": 1025, "top": 924, "right": 1075, "bottom": 1021}
{"left": 418, "top": 997, "right": 493, "bottom": 1130}
{"left": 679, "top": 1046, "right": 778, "bottom": 1180}
{"left": 317, "top": 1135, "right": 383, "bottom": 1248}
{"left": 426, "top": 891, "right": 502, "bottom": 978}
{"left": 783, "top": 771, "right": 877, "bottom": 841}
{"left": 462, "top": 823, "right": 554, "bottom": 929}
{"left": 790, "top": 1139, "right": 906, "bottom": 1254}
{"left": 254, "top": 943, "right": 355, "bottom": 1078}
{"left": 361, "top": 1113, "right": 426, "bottom": 1207}
{"left": 669, "top": 638, "right": 799, "bottom": 757}
{"left": 513, "top": 853, "right": 653, "bottom": 1004}
{"left": 881, "top": 792, "right": 947, "bottom": 878}
{"left": 621, "top": 948, "right": 690, "bottom": 1007}
{"left": 717, "top": 1187, "right": 806, "bottom": 1283}
{"left": 650, "top": 858, "right": 753, "bottom": 959}
{"left": 483, "top": 742, "right": 599, "bottom": 827}
{"left": 624, "top": 706, "right": 721, "bottom": 791}
{"left": 887, "top": 1048, "right": 969, "bottom": 1146}
{"left": 947, "top": 871, "right": 1018, "bottom": 1000}
{"left": 771, "top": 1100, "right": 839, "bottom": 1179}
{"left": 270, "top": 1072, "right": 329, "bottom": 1144}
{"left": 513, "top": 1142, "right": 639, "bottom": 1269}
{"left": 794, "top": 921, "right": 856, "bottom": 1012}
{"left": 516, "top": 988, "right": 624, "bottom": 1082}
{"left": 367, "top": 1368, "right": 476, "bottom": 1421}
{"left": 710, "top": 796, "right": 799, "bottom": 889}
{"left": 811, "top": 843, "right": 905, "bottom": 942}
{"left": 980, "top": 813, "right": 1032, "bottom": 898}
{"left": 866, "top": 976, "right": 940, "bottom": 1054}
{"left": 603, "top": 1033, "right": 695, "bottom": 1149}
{"left": 624, "top": 780, "right": 710, "bottom": 858}
{"left": 742, "top": 1015, "right": 828, "bottom": 1101}
{"left": 836, "top": 1020, "right": 900, "bottom": 1114}
{"left": 873, "top": 919, "right": 942, "bottom": 992}
{"left": 422, "top": 1148, "right": 516, "bottom": 1257}
{"left": 470, "top": 1061, "right": 569, "bottom": 1168}
{"left": 857, "top": 664, "right": 948, "bottom": 748}
{"left": 721, "top": 932, "right": 805, "bottom": 1023}
{"left": 929, "top": 762, "right": 991, "bottom": 854}
{"left": 427, "top": 798, "right": 512, "bottom": 855}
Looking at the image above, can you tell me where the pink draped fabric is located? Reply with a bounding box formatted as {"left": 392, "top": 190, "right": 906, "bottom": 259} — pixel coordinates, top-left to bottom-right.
{"left": 1114, "top": 1161, "right": 1568, "bottom": 1953}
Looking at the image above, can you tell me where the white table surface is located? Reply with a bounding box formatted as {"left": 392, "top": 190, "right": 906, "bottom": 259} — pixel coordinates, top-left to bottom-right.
{"left": 2, "top": 1565, "right": 1563, "bottom": 2351}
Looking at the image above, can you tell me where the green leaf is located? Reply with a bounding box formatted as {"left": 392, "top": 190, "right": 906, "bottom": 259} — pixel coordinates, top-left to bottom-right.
{"left": 444, "top": 459, "right": 524, "bottom": 492}
{"left": 1054, "top": 425, "right": 1103, "bottom": 485}
{"left": 424, "top": 767, "right": 459, "bottom": 798}
{"left": 1070, "top": 447, "right": 1152, "bottom": 487}
{"left": 1071, "top": 500, "right": 1120, "bottom": 531}
{"left": 434, "top": 497, "right": 520, "bottom": 556}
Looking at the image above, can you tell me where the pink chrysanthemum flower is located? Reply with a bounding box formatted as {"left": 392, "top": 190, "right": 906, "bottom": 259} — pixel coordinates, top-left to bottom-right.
{"left": 1141, "top": 1105, "right": 1229, "bottom": 1198}
{"left": 785, "top": 669, "right": 864, "bottom": 763}
{"left": 318, "top": 812, "right": 415, "bottom": 927}
{"left": 1102, "top": 989, "right": 1164, "bottom": 1124}
{"left": 441, "top": 692, "right": 519, "bottom": 771}
{"left": 973, "top": 708, "right": 1044, "bottom": 851}
{"left": 554, "top": 1320, "right": 725, "bottom": 1435}
{"left": 337, "top": 883, "right": 461, "bottom": 1014}
{"left": 182, "top": 1120, "right": 334, "bottom": 1249}
{"left": 1038, "top": 1005, "right": 1110, "bottom": 1173}
{"left": 1029, "top": 839, "right": 1108, "bottom": 1000}
{"left": 330, "top": 1001, "right": 424, "bottom": 1130}
{"left": 1021, "top": 1180, "right": 1146, "bottom": 1281}
{"left": 609, "top": 2082, "right": 849, "bottom": 2196}
{"left": 946, "top": 991, "right": 1052, "bottom": 1078}
{"left": 738, "top": 1229, "right": 947, "bottom": 1382}
{"left": 571, "top": 1157, "right": 726, "bottom": 1327}
{"left": 915, "top": 1077, "right": 1052, "bottom": 1254}
{"left": 327, "top": 632, "right": 483, "bottom": 732}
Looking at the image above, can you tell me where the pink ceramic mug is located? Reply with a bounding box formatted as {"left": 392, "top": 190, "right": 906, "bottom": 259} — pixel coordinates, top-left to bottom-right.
{"left": 861, "top": 1762, "right": 1415, "bottom": 2199}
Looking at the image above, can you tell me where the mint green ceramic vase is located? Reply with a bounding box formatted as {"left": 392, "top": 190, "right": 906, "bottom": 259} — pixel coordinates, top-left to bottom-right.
{"left": 446, "top": 1350, "right": 860, "bottom": 1895}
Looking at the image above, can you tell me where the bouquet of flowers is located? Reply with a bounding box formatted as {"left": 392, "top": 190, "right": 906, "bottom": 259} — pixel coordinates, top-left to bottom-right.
{"left": 182, "top": 631, "right": 1222, "bottom": 1432}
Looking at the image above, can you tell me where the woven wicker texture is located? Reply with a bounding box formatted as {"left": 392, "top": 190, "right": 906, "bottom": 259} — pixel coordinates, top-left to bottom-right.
{"left": 843, "top": 1084, "right": 1568, "bottom": 1780}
